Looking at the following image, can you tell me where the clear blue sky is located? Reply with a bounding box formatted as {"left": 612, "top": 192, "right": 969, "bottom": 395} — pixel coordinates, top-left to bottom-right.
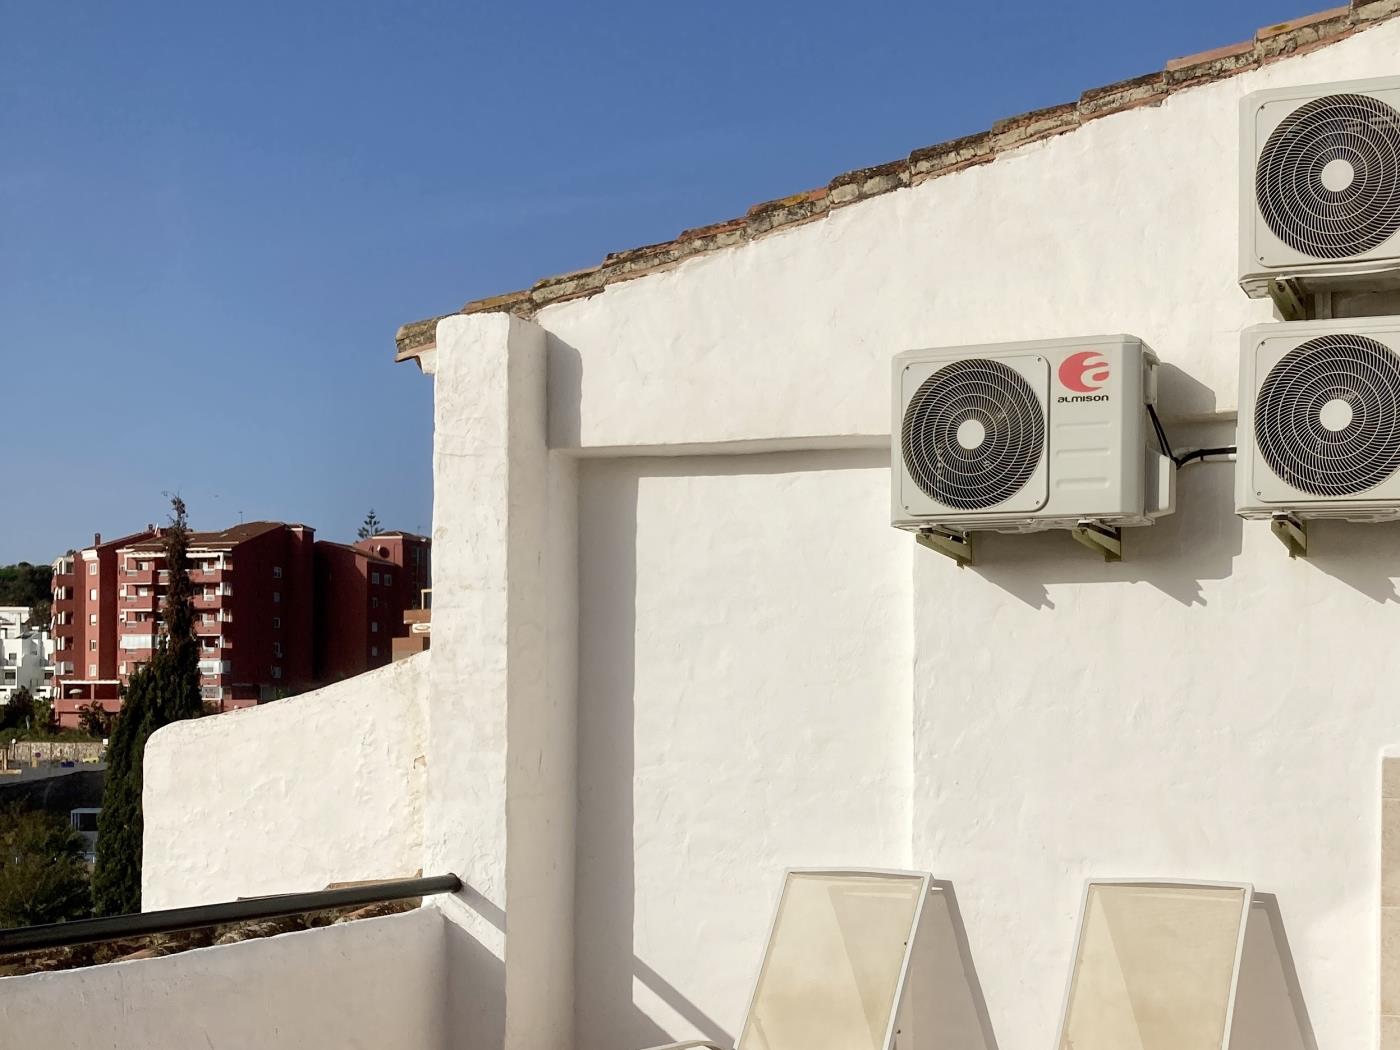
{"left": 0, "top": 0, "right": 1319, "bottom": 564}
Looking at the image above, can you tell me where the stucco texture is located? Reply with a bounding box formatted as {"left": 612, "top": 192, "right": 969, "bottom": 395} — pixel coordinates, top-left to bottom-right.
{"left": 0, "top": 909, "right": 446, "bottom": 1049}
{"left": 142, "top": 651, "right": 429, "bottom": 909}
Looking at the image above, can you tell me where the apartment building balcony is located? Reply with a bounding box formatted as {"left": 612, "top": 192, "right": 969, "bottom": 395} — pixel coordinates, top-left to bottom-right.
{"left": 192, "top": 565, "right": 231, "bottom": 583}
{"left": 193, "top": 589, "right": 232, "bottom": 610}
{"left": 195, "top": 611, "right": 233, "bottom": 633}
{"left": 52, "top": 594, "right": 76, "bottom": 616}
{"left": 120, "top": 594, "right": 158, "bottom": 614}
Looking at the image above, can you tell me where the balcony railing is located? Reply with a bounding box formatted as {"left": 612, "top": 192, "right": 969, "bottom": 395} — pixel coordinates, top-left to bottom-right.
{"left": 0, "top": 874, "right": 461, "bottom": 954}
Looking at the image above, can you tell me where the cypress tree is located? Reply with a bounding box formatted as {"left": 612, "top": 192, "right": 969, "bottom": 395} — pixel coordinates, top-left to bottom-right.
{"left": 91, "top": 497, "right": 203, "bottom": 916}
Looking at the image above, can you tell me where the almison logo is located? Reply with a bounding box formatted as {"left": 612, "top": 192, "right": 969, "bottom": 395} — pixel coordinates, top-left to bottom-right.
{"left": 1057, "top": 350, "right": 1111, "bottom": 403}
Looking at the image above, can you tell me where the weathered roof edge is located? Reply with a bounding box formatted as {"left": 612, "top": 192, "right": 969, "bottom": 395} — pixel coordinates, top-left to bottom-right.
{"left": 395, "top": 1, "right": 1396, "bottom": 363}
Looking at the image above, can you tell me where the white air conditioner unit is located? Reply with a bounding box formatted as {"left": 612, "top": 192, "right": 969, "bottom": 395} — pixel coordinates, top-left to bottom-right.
{"left": 1238, "top": 317, "right": 1400, "bottom": 522}
{"left": 892, "top": 335, "right": 1175, "bottom": 546}
{"left": 1240, "top": 77, "right": 1400, "bottom": 300}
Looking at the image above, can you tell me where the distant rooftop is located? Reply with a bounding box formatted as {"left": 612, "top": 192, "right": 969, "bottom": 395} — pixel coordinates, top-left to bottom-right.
{"left": 393, "top": 0, "right": 1400, "bottom": 363}
{"left": 121, "top": 521, "right": 310, "bottom": 553}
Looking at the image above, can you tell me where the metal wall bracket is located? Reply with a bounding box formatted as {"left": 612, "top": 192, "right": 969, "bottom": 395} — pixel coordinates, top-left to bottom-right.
{"left": 1270, "top": 513, "right": 1308, "bottom": 558}
{"left": 1070, "top": 521, "right": 1122, "bottom": 562}
{"left": 1267, "top": 278, "right": 1310, "bottom": 321}
{"left": 915, "top": 528, "right": 974, "bottom": 567}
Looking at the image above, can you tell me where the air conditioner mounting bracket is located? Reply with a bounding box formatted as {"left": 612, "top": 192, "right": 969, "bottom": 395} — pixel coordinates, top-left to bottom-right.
{"left": 915, "top": 527, "right": 974, "bottom": 567}
{"left": 1267, "top": 278, "right": 1310, "bottom": 322}
{"left": 1071, "top": 520, "right": 1122, "bottom": 562}
{"left": 1270, "top": 512, "right": 1308, "bottom": 558}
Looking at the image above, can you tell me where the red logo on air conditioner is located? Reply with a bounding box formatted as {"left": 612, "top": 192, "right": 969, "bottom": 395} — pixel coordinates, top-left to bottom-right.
{"left": 1058, "top": 351, "right": 1111, "bottom": 392}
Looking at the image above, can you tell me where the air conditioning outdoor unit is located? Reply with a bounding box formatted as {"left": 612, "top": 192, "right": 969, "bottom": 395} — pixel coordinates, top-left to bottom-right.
{"left": 892, "top": 335, "right": 1174, "bottom": 559}
{"left": 1241, "top": 77, "right": 1400, "bottom": 301}
{"left": 1238, "top": 316, "right": 1400, "bottom": 524}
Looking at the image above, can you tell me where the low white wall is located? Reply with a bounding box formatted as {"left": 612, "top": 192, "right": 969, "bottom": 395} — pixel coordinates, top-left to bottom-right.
{"left": 143, "top": 652, "right": 430, "bottom": 909}
{"left": 0, "top": 909, "right": 446, "bottom": 1050}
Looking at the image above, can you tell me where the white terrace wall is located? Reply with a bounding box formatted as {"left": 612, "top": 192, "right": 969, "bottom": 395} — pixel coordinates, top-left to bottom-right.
{"left": 423, "top": 15, "right": 1400, "bottom": 1050}
{"left": 0, "top": 909, "right": 446, "bottom": 1050}
{"left": 143, "top": 652, "right": 430, "bottom": 909}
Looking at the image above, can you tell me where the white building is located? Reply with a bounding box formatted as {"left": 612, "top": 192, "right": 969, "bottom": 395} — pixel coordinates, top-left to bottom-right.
{"left": 0, "top": 606, "right": 52, "bottom": 704}
{"left": 7, "top": 4, "right": 1400, "bottom": 1049}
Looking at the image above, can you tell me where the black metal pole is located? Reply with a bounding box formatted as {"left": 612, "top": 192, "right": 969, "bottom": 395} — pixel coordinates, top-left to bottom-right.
{"left": 0, "top": 873, "right": 461, "bottom": 954}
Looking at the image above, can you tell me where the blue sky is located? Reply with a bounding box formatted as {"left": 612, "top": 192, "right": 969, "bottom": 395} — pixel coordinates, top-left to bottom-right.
{"left": 0, "top": 0, "right": 1319, "bottom": 563}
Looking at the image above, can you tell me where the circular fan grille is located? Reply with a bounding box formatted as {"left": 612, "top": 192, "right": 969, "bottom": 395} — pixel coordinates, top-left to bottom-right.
{"left": 1256, "top": 92, "right": 1400, "bottom": 259}
{"left": 1255, "top": 333, "right": 1400, "bottom": 496}
{"left": 901, "top": 359, "right": 1044, "bottom": 510}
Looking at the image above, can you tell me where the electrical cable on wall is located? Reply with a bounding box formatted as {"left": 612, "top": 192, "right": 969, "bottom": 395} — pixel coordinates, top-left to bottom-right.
{"left": 1146, "top": 404, "right": 1236, "bottom": 468}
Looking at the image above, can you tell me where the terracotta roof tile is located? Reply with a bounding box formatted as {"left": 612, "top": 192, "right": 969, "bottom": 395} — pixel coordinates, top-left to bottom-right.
{"left": 394, "top": 2, "right": 1400, "bottom": 360}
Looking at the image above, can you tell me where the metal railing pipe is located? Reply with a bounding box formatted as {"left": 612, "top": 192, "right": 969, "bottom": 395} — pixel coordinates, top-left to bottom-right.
{"left": 0, "top": 873, "right": 461, "bottom": 954}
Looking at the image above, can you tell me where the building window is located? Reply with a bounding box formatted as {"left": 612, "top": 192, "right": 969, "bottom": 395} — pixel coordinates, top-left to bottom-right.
{"left": 371, "top": 621, "right": 379, "bottom": 634}
{"left": 272, "top": 617, "right": 281, "bottom": 629}
{"left": 89, "top": 614, "right": 97, "bottom": 625}
{"left": 272, "top": 591, "right": 281, "bottom": 604}
{"left": 120, "top": 662, "right": 126, "bottom": 674}
{"left": 202, "top": 612, "right": 213, "bottom": 624}
{"left": 384, "top": 573, "right": 393, "bottom": 586}
{"left": 371, "top": 646, "right": 378, "bottom": 658}
{"left": 89, "top": 640, "right": 97, "bottom": 651}
{"left": 88, "top": 664, "right": 97, "bottom": 676}
{"left": 88, "top": 563, "right": 97, "bottom": 576}
{"left": 272, "top": 642, "right": 283, "bottom": 658}
{"left": 271, "top": 666, "right": 282, "bottom": 680}
{"left": 272, "top": 566, "right": 282, "bottom": 579}
{"left": 89, "top": 588, "right": 97, "bottom": 601}
{"left": 371, "top": 596, "right": 379, "bottom": 609}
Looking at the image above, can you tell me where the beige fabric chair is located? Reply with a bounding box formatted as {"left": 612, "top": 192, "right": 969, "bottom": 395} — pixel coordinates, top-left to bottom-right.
{"left": 1056, "top": 880, "right": 1253, "bottom": 1050}
{"left": 645, "top": 868, "right": 932, "bottom": 1050}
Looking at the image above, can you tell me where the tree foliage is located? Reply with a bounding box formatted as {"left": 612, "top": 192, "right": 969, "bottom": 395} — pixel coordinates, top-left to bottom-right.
{"left": 1, "top": 686, "right": 35, "bottom": 731}
{"left": 357, "top": 508, "right": 383, "bottom": 540}
{"left": 91, "top": 497, "right": 204, "bottom": 916}
{"left": 0, "top": 562, "right": 52, "bottom": 610}
{"left": 78, "top": 701, "right": 114, "bottom": 739}
{"left": 0, "top": 804, "right": 91, "bottom": 929}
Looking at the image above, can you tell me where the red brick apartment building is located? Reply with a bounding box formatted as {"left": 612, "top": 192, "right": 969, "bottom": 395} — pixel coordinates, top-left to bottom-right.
{"left": 314, "top": 532, "right": 431, "bottom": 682}
{"left": 51, "top": 529, "right": 160, "bottom": 719}
{"left": 51, "top": 522, "right": 429, "bottom": 728}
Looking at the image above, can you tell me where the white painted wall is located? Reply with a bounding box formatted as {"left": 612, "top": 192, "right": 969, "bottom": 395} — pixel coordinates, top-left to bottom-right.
{"left": 425, "top": 314, "right": 576, "bottom": 1050}
{"left": 541, "top": 21, "right": 1400, "bottom": 452}
{"left": 0, "top": 909, "right": 446, "bottom": 1050}
{"left": 471, "top": 19, "right": 1400, "bottom": 1050}
{"left": 143, "top": 652, "right": 430, "bottom": 909}
{"left": 575, "top": 451, "right": 911, "bottom": 1049}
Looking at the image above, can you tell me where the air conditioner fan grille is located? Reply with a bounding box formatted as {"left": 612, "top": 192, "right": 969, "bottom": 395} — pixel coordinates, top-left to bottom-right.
{"left": 1255, "top": 333, "right": 1400, "bottom": 497}
{"left": 901, "top": 359, "right": 1044, "bottom": 511}
{"left": 1256, "top": 92, "right": 1400, "bottom": 259}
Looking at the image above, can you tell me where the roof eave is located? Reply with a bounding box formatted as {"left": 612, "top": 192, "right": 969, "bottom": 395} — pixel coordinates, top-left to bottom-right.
{"left": 394, "top": 1, "right": 1393, "bottom": 365}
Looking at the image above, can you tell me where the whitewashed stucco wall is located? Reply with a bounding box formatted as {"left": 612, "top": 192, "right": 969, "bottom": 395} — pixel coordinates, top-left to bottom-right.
{"left": 539, "top": 21, "right": 1400, "bottom": 453}
{"left": 418, "top": 16, "right": 1400, "bottom": 1050}
{"left": 143, "top": 652, "right": 430, "bottom": 909}
{"left": 0, "top": 909, "right": 446, "bottom": 1050}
